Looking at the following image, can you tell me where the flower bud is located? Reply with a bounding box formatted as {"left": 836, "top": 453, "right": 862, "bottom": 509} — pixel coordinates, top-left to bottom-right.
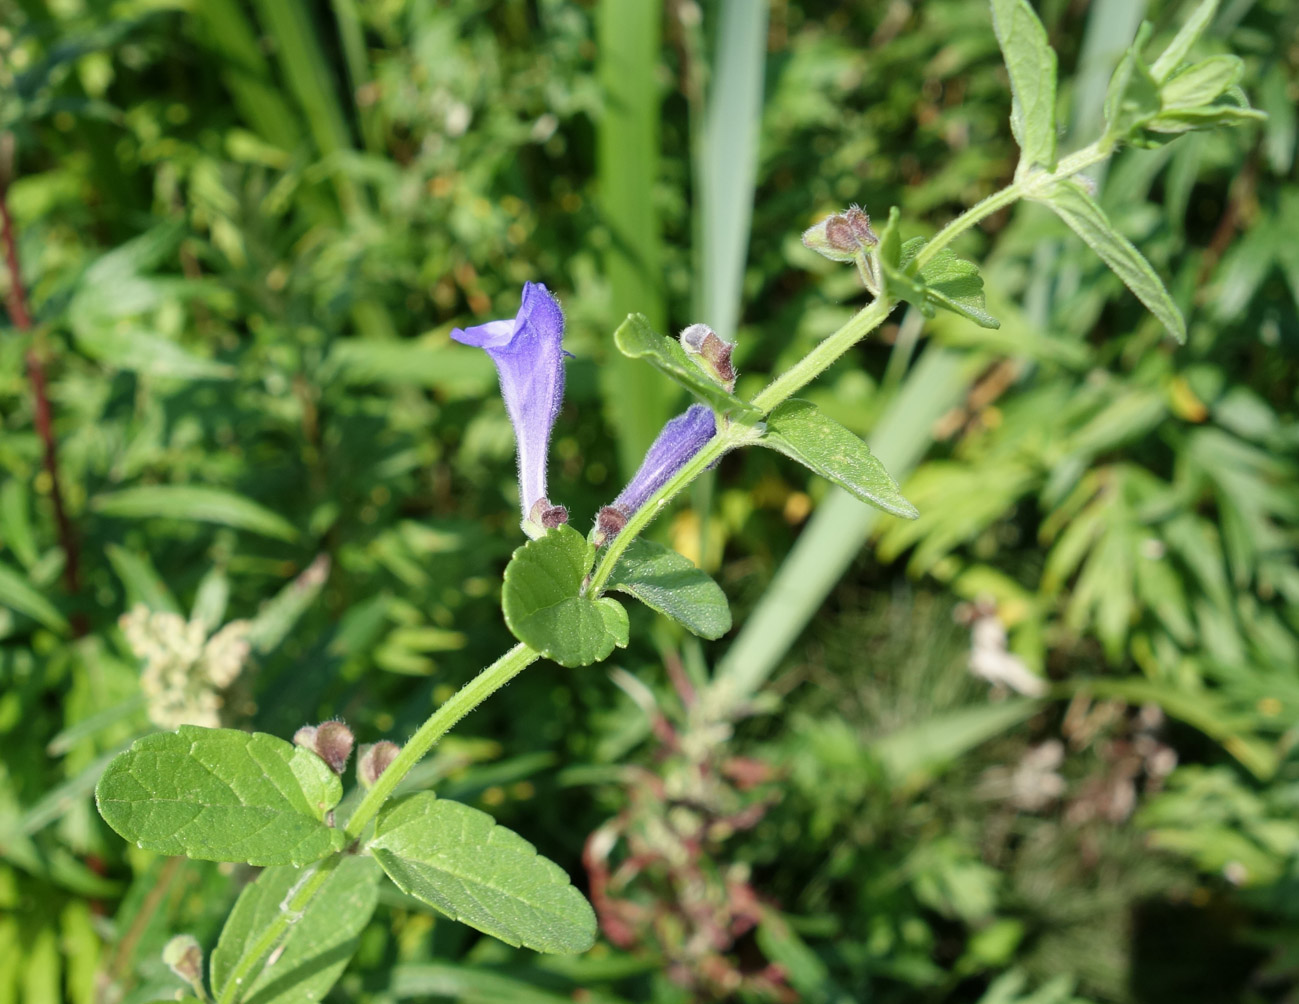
{"left": 592, "top": 504, "right": 630, "bottom": 547}
{"left": 163, "top": 934, "right": 203, "bottom": 988}
{"left": 527, "top": 497, "right": 570, "bottom": 534}
{"left": 294, "top": 720, "right": 354, "bottom": 775}
{"left": 679, "top": 323, "right": 737, "bottom": 391}
{"left": 802, "top": 204, "right": 878, "bottom": 262}
{"left": 358, "top": 740, "right": 401, "bottom": 788}
{"left": 594, "top": 405, "right": 717, "bottom": 545}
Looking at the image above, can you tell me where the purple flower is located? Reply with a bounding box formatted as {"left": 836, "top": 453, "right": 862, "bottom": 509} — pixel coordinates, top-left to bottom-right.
{"left": 452, "top": 282, "right": 569, "bottom": 536}
{"left": 594, "top": 404, "right": 716, "bottom": 544}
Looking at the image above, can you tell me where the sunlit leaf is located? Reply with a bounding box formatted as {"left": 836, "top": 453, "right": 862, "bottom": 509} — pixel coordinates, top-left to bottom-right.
{"left": 605, "top": 538, "right": 731, "bottom": 639}
{"left": 369, "top": 792, "right": 597, "bottom": 954}
{"left": 501, "top": 526, "right": 629, "bottom": 666}
{"left": 95, "top": 726, "right": 345, "bottom": 865}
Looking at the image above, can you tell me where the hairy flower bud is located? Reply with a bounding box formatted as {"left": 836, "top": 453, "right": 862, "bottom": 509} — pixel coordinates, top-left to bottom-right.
{"left": 358, "top": 740, "right": 401, "bottom": 788}
{"left": 679, "top": 323, "right": 737, "bottom": 391}
{"left": 594, "top": 405, "right": 716, "bottom": 545}
{"left": 162, "top": 934, "right": 203, "bottom": 988}
{"left": 802, "top": 204, "right": 878, "bottom": 262}
{"left": 528, "top": 497, "right": 570, "bottom": 530}
{"left": 294, "top": 720, "right": 355, "bottom": 775}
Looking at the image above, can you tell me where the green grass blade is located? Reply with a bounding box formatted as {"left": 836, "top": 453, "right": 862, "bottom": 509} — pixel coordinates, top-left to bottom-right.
{"left": 596, "top": 0, "right": 672, "bottom": 475}
{"left": 697, "top": 0, "right": 768, "bottom": 341}
{"left": 187, "top": 0, "right": 303, "bottom": 148}
{"left": 251, "top": 0, "right": 360, "bottom": 214}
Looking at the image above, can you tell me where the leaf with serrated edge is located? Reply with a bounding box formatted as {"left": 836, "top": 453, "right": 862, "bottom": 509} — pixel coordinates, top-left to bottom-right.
{"left": 760, "top": 401, "right": 918, "bottom": 519}
{"left": 369, "top": 793, "right": 597, "bottom": 955}
{"left": 606, "top": 538, "right": 732, "bottom": 639}
{"left": 211, "top": 856, "right": 380, "bottom": 1004}
{"left": 989, "top": 0, "right": 1058, "bottom": 171}
{"left": 95, "top": 726, "right": 345, "bottom": 866}
{"left": 501, "top": 525, "right": 629, "bottom": 667}
{"left": 613, "top": 314, "right": 760, "bottom": 418}
{"left": 1036, "top": 179, "right": 1186, "bottom": 342}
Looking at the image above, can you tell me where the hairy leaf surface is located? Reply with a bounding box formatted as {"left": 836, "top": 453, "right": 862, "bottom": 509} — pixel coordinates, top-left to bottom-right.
{"left": 95, "top": 726, "right": 344, "bottom": 866}
{"left": 605, "top": 538, "right": 731, "bottom": 639}
{"left": 502, "top": 525, "right": 629, "bottom": 666}
{"left": 369, "top": 792, "right": 597, "bottom": 955}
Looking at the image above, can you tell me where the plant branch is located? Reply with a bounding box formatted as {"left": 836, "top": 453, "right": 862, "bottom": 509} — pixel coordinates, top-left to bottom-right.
{"left": 749, "top": 296, "right": 895, "bottom": 413}
{"left": 1, "top": 153, "right": 81, "bottom": 597}
{"left": 343, "top": 641, "right": 541, "bottom": 839}
{"left": 911, "top": 139, "right": 1115, "bottom": 272}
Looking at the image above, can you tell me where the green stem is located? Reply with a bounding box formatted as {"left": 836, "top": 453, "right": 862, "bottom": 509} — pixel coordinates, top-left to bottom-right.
{"left": 216, "top": 645, "right": 540, "bottom": 1003}
{"left": 215, "top": 855, "right": 341, "bottom": 1004}
{"left": 750, "top": 296, "right": 895, "bottom": 413}
{"left": 343, "top": 642, "right": 540, "bottom": 839}
{"left": 911, "top": 139, "right": 1114, "bottom": 272}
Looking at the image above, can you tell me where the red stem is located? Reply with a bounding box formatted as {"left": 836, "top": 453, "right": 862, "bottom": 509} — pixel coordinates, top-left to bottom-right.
{"left": 1, "top": 169, "right": 81, "bottom": 596}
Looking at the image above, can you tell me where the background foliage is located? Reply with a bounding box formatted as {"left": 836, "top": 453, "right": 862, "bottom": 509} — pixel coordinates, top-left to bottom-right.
{"left": 1, "top": 0, "right": 1296, "bottom": 1002}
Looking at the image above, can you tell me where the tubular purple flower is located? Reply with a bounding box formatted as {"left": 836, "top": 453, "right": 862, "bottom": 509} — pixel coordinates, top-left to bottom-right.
{"left": 451, "top": 282, "right": 569, "bottom": 536}
{"left": 594, "top": 404, "right": 716, "bottom": 544}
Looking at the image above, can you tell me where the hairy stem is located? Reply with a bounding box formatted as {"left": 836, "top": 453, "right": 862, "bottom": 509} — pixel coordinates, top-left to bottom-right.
{"left": 911, "top": 138, "right": 1114, "bottom": 272}
{"left": 0, "top": 158, "right": 81, "bottom": 597}
{"left": 343, "top": 641, "right": 540, "bottom": 839}
{"left": 749, "top": 296, "right": 895, "bottom": 413}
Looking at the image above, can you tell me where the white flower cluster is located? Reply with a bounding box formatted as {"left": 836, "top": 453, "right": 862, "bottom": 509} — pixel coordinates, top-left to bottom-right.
{"left": 119, "top": 605, "right": 251, "bottom": 729}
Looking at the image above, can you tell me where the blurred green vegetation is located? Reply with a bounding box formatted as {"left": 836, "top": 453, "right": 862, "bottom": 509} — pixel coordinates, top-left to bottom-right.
{"left": 0, "top": 0, "right": 1296, "bottom": 1002}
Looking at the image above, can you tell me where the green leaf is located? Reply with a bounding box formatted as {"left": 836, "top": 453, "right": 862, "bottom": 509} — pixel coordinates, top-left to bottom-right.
{"left": 613, "top": 314, "right": 761, "bottom": 419}
{"left": 899, "top": 238, "right": 1001, "bottom": 329}
{"left": 759, "top": 401, "right": 919, "bottom": 519}
{"left": 73, "top": 325, "right": 236, "bottom": 381}
{"left": 0, "top": 479, "right": 39, "bottom": 569}
{"left": 605, "top": 538, "right": 732, "bottom": 639}
{"left": 211, "top": 855, "right": 381, "bottom": 1004}
{"left": 501, "top": 526, "right": 629, "bottom": 667}
{"left": 369, "top": 792, "right": 597, "bottom": 954}
{"left": 0, "top": 560, "right": 68, "bottom": 633}
{"left": 989, "top": 0, "right": 1059, "bottom": 171}
{"left": 1150, "top": 0, "right": 1218, "bottom": 82}
{"left": 1160, "top": 55, "right": 1241, "bottom": 110}
{"left": 104, "top": 543, "right": 180, "bottom": 614}
{"left": 244, "top": 554, "right": 330, "bottom": 653}
{"left": 95, "top": 726, "right": 345, "bottom": 866}
{"left": 1103, "top": 25, "right": 1162, "bottom": 142}
{"left": 1036, "top": 179, "right": 1186, "bottom": 341}
{"left": 873, "top": 699, "right": 1041, "bottom": 787}
{"left": 92, "top": 485, "right": 299, "bottom": 542}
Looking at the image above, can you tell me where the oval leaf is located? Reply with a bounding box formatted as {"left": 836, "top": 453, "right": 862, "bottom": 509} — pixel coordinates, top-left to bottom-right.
{"left": 759, "top": 401, "right": 919, "bottom": 519}
{"left": 369, "top": 793, "right": 597, "bottom": 955}
{"left": 613, "top": 314, "right": 761, "bottom": 419}
{"left": 92, "top": 485, "right": 299, "bottom": 541}
{"left": 502, "top": 526, "right": 629, "bottom": 667}
{"left": 211, "top": 855, "right": 381, "bottom": 1004}
{"left": 605, "top": 539, "right": 731, "bottom": 639}
{"left": 95, "top": 726, "right": 345, "bottom": 866}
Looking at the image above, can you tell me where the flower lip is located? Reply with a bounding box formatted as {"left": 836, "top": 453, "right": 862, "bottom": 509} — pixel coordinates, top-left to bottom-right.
{"left": 451, "top": 282, "right": 568, "bottom": 535}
